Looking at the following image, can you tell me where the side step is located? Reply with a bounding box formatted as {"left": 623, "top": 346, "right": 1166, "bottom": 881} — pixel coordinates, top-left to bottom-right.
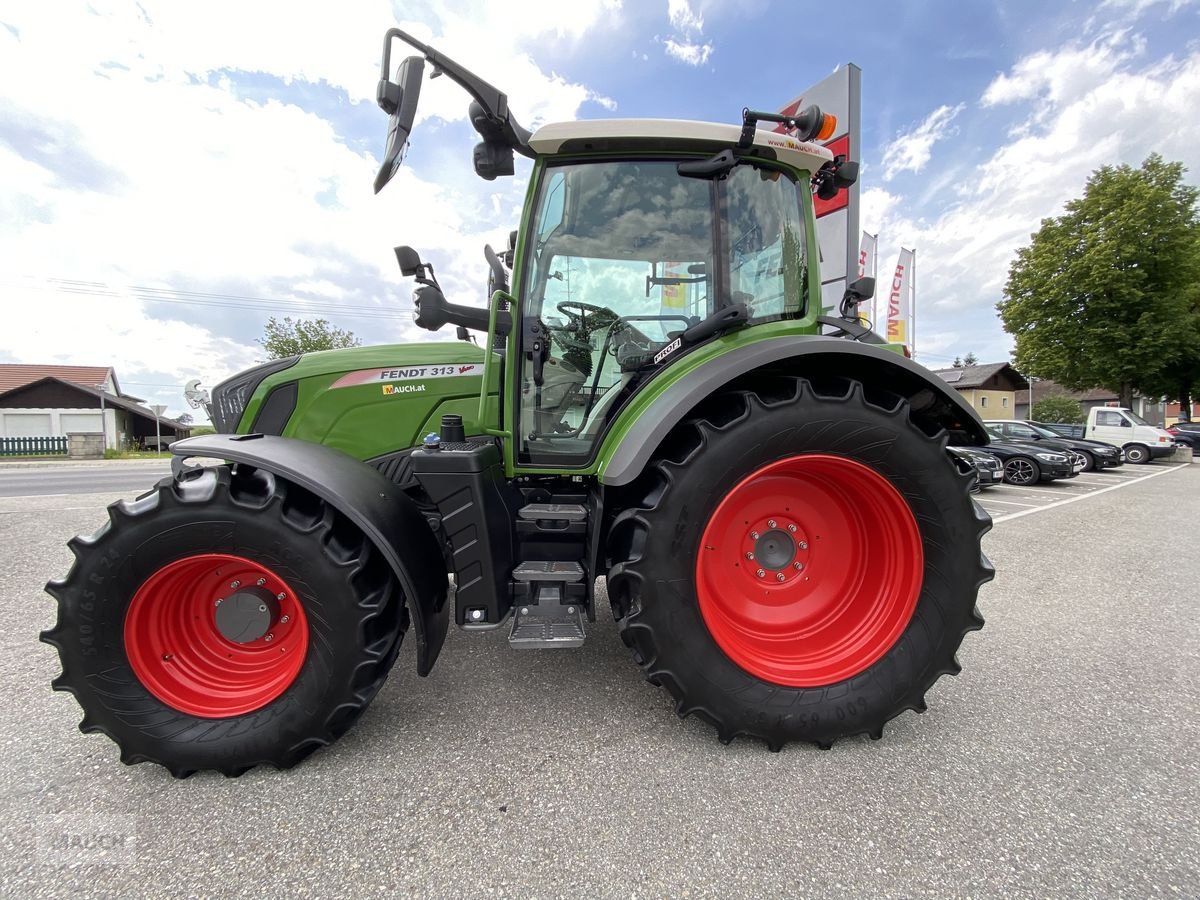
{"left": 509, "top": 560, "right": 586, "bottom": 649}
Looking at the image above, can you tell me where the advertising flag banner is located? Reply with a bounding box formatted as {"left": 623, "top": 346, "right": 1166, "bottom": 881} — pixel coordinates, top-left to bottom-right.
{"left": 886, "top": 248, "right": 913, "bottom": 345}
{"left": 772, "top": 64, "right": 861, "bottom": 316}
{"left": 858, "top": 231, "right": 876, "bottom": 279}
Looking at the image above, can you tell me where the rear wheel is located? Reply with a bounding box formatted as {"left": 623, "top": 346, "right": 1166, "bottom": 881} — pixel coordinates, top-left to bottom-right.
{"left": 41, "top": 465, "right": 407, "bottom": 777}
{"left": 606, "top": 376, "right": 992, "bottom": 749}
{"left": 1003, "top": 456, "right": 1039, "bottom": 485}
{"left": 1124, "top": 444, "right": 1150, "bottom": 464}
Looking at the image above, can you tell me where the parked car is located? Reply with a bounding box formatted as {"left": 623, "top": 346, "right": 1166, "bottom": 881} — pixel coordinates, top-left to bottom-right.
{"left": 986, "top": 419, "right": 1124, "bottom": 472}
{"left": 1166, "top": 421, "right": 1199, "bottom": 455}
{"left": 1071, "top": 407, "right": 1175, "bottom": 463}
{"left": 971, "top": 427, "right": 1078, "bottom": 485}
{"left": 1042, "top": 422, "right": 1084, "bottom": 439}
{"left": 949, "top": 446, "right": 1003, "bottom": 492}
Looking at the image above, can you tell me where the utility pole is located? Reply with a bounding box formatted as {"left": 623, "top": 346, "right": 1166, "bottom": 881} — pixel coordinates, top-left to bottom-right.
{"left": 150, "top": 405, "right": 167, "bottom": 452}
{"left": 95, "top": 384, "right": 108, "bottom": 451}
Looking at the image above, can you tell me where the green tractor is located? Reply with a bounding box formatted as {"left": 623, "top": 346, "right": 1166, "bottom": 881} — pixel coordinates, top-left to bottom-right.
{"left": 42, "top": 30, "right": 992, "bottom": 776}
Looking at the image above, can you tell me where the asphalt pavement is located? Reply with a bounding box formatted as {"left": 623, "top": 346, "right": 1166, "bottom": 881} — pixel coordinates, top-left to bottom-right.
{"left": 0, "top": 463, "right": 1196, "bottom": 898}
{"left": 0, "top": 461, "right": 171, "bottom": 497}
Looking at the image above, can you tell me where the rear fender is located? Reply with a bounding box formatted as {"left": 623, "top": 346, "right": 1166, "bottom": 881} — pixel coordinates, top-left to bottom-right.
{"left": 170, "top": 433, "right": 449, "bottom": 675}
{"left": 600, "top": 335, "right": 988, "bottom": 487}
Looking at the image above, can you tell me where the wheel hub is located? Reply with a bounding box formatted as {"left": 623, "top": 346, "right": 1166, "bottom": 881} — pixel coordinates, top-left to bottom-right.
{"left": 696, "top": 455, "right": 923, "bottom": 687}
{"left": 124, "top": 554, "right": 309, "bottom": 718}
{"left": 215, "top": 586, "right": 280, "bottom": 644}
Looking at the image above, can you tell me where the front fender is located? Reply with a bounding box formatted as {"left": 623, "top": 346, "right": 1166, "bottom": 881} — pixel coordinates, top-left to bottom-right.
{"left": 170, "top": 433, "right": 449, "bottom": 675}
{"left": 599, "top": 335, "right": 987, "bottom": 487}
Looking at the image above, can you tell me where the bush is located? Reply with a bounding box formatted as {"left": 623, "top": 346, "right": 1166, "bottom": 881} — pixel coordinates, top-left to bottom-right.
{"left": 1032, "top": 394, "right": 1085, "bottom": 424}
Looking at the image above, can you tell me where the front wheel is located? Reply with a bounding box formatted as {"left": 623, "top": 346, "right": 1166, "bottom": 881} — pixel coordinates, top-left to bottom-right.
{"left": 606, "top": 376, "right": 992, "bottom": 749}
{"left": 1124, "top": 444, "right": 1151, "bottom": 464}
{"left": 1003, "top": 456, "right": 1040, "bottom": 485}
{"left": 1075, "top": 451, "right": 1095, "bottom": 472}
{"left": 41, "top": 465, "right": 408, "bottom": 777}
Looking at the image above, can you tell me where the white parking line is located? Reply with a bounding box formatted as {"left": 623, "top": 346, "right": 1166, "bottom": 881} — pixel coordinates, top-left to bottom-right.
{"left": 992, "top": 464, "right": 1186, "bottom": 524}
{"left": 977, "top": 498, "right": 1041, "bottom": 507}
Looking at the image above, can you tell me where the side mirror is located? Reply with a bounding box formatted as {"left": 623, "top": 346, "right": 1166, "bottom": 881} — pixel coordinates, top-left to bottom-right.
{"left": 394, "top": 245, "right": 424, "bottom": 277}
{"left": 847, "top": 276, "right": 875, "bottom": 301}
{"left": 484, "top": 244, "right": 508, "bottom": 294}
{"left": 374, "top": 56, "right": 425, "bottom": 194}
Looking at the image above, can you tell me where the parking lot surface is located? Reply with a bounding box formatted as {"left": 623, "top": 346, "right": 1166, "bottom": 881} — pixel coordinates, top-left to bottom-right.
{"left": 0, "top": 463, "right": 1196, "bottom": 898}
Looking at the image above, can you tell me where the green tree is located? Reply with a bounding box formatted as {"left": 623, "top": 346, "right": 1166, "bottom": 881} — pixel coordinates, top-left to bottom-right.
{"left": 257, "top": 316, "right": 362, "bottom": 359}
{"left": 1031, "top": 393, "right": 1084, "bottom": 424}
{"left": 998, "top": 154, "right": 1200, "bottom": 408}
{"left": 962, "top": 352, "right": 978, "bottom": 367}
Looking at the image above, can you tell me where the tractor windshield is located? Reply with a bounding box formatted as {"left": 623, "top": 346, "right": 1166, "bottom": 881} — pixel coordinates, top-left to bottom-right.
{"left": 517, "top": 158, "right": 808, "bottom": 465}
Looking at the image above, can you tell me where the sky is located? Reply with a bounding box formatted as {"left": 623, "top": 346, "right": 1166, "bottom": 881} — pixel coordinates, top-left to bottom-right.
{"left": 2, "top": 0, "right": 1200, "bottom": 420}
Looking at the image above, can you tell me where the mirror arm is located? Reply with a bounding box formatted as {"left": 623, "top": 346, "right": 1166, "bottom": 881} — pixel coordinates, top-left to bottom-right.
{"left": 384, "top": 28, "right": 532, "bottom": 156}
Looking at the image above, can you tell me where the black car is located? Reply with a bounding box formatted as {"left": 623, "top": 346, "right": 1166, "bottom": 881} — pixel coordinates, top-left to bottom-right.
{"left": 1167, "top": 421, "right": 1199, "bottom": 455}
{"left": 986, "top": 420, "right": 1124, "bottom": 472}
{"left": 970, "top": 427, "right": 1078, "bottom": 485}
{"left": 949, "top": 446, "right": 1003, "bottom": 491}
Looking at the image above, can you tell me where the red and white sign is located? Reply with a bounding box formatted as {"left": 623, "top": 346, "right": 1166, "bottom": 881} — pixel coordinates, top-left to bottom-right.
{"left": 886, "top": 248, "right": 913, "bottom": 344}
{"left": 772, "top": 64, "right": 862, "bottom": 315}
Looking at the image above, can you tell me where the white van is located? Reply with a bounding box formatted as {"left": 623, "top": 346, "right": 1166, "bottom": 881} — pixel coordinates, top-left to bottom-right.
{"left": 1084, "top": 407, "right": 1176, "bottom": 464}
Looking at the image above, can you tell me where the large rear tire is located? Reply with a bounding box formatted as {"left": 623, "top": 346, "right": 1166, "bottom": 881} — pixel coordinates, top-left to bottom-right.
{"left": 41, "top": 465, "right": 408, "bottom": 777}
{"left": 606, "top": 376, "right": 992, "bottom": 749}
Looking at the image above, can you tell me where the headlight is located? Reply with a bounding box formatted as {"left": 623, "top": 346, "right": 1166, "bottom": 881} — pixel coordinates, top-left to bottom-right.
{"left": 1094, "top": 447, "right": 1115, "bottom": 455}
{"left": 1035, "top": 452, "right": 1067, "bottom": 462}
{"left": 210, "top": 356, "right": 300, "bottom": 432}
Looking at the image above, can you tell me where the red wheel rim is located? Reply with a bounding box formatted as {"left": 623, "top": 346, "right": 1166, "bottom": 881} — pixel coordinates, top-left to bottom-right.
{"left": 124, "top": 554, "right": 309, "bottom": 717}
{"left": 695, "top": 455, "right": 923, "bottom": 687}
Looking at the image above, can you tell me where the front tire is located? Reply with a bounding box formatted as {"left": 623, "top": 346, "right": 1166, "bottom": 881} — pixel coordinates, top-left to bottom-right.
{"left": 1076, "top": 450, "right": 1095, "bottom": 472}
{"left": 1003, "top": 456, "right": 1040, "bottom": 485}
{"left": 41, "top": 465, "right": 407, "bottom": 777}
{"left": 606, "top": 376, "right": 992, "bottom": 749}
{"left": 1124, "top": 444, "right": 1151, "bottom": 464}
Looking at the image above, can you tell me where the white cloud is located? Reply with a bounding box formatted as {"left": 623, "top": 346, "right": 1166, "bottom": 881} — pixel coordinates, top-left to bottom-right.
{"left": 664, "top": 38, "right": 715, "bottom": 67}
{"left": 662, "top": 0, "right": 714, "bottom": 66}
{"left": 981, "top": 32, "right": 1145, "bottom": 108}
{"left": 866, "top": 31, "right": 1200, "bottom": 368}
{"left": 668, "top": 0, "right": 705, "bottom": 33}
{"left": 0, "top": 1, "right": 621, "bottom": 418}
{"left": 880, "top": 104, "right": 964, "bottom": 181}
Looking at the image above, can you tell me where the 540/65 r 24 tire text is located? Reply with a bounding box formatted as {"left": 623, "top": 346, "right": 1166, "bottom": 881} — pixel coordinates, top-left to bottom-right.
{"left": 606, "top": 375, "right": 993, "bottom": 749}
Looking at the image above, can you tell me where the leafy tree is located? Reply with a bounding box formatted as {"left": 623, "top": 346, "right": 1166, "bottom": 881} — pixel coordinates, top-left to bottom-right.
{"left": 1031, "top": 393, "right": 1084, "bottom": 424}
{"left": 998, "top": 154, "right": 1200, "bottom": 408}
{"left": 258, "top": 316, "right": 361, "bottom": 359}
{"left": 176, "top": 412, "right": 194, "bottom": 426}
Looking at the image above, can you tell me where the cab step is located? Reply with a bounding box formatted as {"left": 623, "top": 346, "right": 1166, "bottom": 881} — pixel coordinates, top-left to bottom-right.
{"left": 509, "top": 560, "right": 587, "bottom": 648}
{"left": 508, "top": 601, "right": 586, "bottom": 649}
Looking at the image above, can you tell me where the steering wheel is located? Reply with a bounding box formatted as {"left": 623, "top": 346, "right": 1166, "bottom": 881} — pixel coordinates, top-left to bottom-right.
{"left": 556, "top": 301, "right": 618, "bottom": 334}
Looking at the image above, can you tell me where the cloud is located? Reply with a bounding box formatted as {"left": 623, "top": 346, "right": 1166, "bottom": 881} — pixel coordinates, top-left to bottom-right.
{"left": 0, "top": 1, "right": 619, "bottom": 419}
{"left": 880, "top": 104, "right": 964, "bottom": 181}
{"left": 661, "top": 0, "right": 714, "bottom": 66}
{"left": 664, "top": 38, "right": 715, "bottom": 66}
{"left": 668, "top": 0, "right": 705, "bottom": 33}
{"left": 864, "top": 29, "right": 1200, "bottom": 367}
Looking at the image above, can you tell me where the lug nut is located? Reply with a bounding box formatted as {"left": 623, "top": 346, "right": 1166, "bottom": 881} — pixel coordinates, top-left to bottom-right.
{"left": 280, "top": 615, "right": 290, "bottom": 624}
{"left": 745, "top": 552, "right": 754, "bottom": 560}
{"left": 256, "top": 577, "right": 266, "bottom": 586}
{"left": 798, "top": 541, "right": 808, "bottom": 550}
{"left": 229, "top": 580, "right": 240, "bottom": 589}
{"left": 214, "top": 598, "right": 223, "bottom": 606}
{"left": 755, "top": 568, "right": 765, "bottom": 578}
{"left": 767, "top": 519, "right": 777, "bottom": 528}
{"left": 750, "top": 531, "right": 760, "bottom": 540}
{"left": 787, "top": 524, "right": 797, "bottom": 533}
{"left": 567, "top": 607, "right": 575, "bottom": 614}
{"left": 776, "top": 573, "right": 786, "bottom": 582}
{"left": 276, "top": 592, "right": 286, "bottom": 600}
{"left": 793, "top": 562, "right": 804, "bottom": 570}
{"left": 264, "top": 633, "right": 274, "bottom": 643}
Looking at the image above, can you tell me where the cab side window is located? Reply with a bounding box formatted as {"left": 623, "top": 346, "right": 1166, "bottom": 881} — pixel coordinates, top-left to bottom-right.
{"left": 1096, "top": 411, "right": 1127, "bottom": 428}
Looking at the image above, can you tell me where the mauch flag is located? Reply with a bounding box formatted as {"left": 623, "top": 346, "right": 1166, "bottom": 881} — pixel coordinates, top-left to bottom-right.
{"left": 886, "top": 248, "right": 913, "bottom": 344}
{"left": 857, "top": 231, "right": 876, "bottom": 279}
